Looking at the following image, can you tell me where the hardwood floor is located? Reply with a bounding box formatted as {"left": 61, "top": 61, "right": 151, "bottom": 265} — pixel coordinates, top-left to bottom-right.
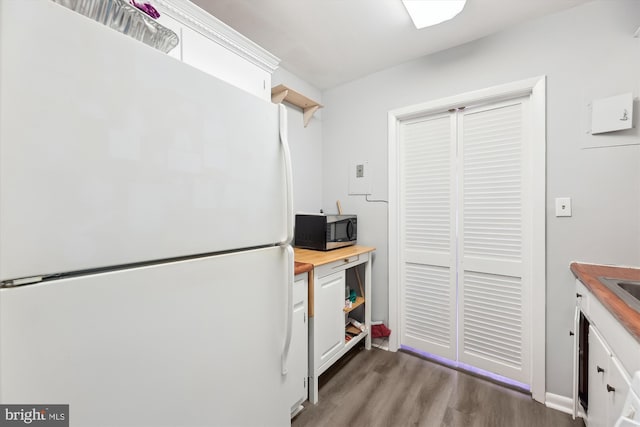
{"left": 292, "top": 346, "right": 584, "bottom": 427}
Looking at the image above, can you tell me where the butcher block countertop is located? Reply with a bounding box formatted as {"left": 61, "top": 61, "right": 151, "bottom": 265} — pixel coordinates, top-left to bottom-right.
{"left": 294, "top": 245, "right": 376, "bottom": 266}
{"left": 294, "top": 261, "right": 313, "bottom": 276}
{"left": 571, "top": 262, "right": 640, "bottom": 342}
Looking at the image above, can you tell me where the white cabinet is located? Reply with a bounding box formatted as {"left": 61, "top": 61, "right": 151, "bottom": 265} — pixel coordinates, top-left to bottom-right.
{"left": 288, "top": 273, "right": 309, "bottom": 417}
{"left": 574, "top": 279, "right": 638, "bottom": 427}
{"left": 588, "top": 326, "right": 631, "bottom": 427}
{"left": 607, "top": 357, "right": 631, "bottom": 427}
{"left": 295, "top": 246, "right": 375, "bottom": 405}
{"left": 589, "top": 325, "right": 612, "bottom": 427}
{"left": 313, "top": 270, "right": 347, "bottom": 368}
{"left": 155, "top": 13, "right": 182, "bottom": 60}
{"left": 153, "top": 0, "right": 279, "bottom": 100}
{"left": 180, "top": 26, "right": 271, "bottom": 100}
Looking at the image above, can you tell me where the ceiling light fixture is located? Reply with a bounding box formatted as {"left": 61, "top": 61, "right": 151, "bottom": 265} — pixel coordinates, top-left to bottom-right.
{"left": 402, "top": 0, "right": 467, "bottom": 29}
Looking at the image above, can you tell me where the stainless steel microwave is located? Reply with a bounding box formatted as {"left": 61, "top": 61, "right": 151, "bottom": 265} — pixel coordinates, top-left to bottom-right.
{"left": 294, "top": 214, "right": 357, "bottom": 251}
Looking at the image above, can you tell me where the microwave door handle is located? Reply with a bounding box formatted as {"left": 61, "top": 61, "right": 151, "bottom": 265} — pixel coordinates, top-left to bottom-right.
{"left": 347, "top": 219, "right": 354, "bottom": 240}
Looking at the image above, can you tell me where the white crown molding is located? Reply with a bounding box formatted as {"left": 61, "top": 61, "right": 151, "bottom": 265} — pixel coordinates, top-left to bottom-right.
{"left": 154, "top": 0, "right": 280, "bottom": 74}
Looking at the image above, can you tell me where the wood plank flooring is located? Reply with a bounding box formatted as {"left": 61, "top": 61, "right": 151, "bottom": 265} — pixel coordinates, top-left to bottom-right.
{"left": 292, "top": 346, "right": 584, "bottom": 427}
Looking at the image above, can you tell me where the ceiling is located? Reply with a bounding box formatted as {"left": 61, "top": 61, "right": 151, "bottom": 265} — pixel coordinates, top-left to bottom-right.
{"left": 192, "top": 0, "right": 591, "bottom": 90}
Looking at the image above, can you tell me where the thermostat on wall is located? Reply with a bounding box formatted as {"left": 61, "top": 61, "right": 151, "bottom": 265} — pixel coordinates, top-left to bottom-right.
{"left": 590, "top": 92, "right": 634, "bottom": 134}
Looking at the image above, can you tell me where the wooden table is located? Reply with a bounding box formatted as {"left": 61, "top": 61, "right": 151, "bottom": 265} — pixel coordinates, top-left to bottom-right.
{"left": 294, "top": 245, "right": 376, "bottom": 404}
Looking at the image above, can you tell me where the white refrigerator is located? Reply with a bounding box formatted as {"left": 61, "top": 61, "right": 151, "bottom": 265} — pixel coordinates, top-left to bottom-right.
{"left": 0, "top": 1, "right": 294, "bottom": 426}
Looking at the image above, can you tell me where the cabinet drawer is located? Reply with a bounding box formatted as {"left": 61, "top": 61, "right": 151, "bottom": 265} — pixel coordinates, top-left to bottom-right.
{"left": 315, "top": 253, "right": 368, "bottom": 279}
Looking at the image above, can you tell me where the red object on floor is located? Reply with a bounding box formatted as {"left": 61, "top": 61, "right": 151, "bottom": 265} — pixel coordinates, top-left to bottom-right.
{"left": 371, "top": 324, "right": 391, "bottom": 338}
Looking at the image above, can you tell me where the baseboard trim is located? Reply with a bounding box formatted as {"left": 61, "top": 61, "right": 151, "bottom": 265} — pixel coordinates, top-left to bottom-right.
{"left": 545, "top": 393, "right": 574, "bottom": 415}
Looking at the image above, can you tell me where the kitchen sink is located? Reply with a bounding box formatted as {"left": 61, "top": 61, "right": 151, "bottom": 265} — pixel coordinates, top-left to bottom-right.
{"left": 598, "top": 276, "right": 640, "bottom": 312}
{"left": 618, "top": 281, "right": 640, "bottom": 299}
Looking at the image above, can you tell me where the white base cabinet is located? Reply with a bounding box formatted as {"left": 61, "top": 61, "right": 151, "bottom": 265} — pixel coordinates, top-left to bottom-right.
{"left": 574, "top": 279, "right": 638, "bottom": 427}
{"left": 606, "top": 356, "right": 631, "bottom": 427}
{"left": 587, "top": 325, "right": 631, "bottom": 427}
{"left": 288, "top": 273, "right": 309, "bottom": 417}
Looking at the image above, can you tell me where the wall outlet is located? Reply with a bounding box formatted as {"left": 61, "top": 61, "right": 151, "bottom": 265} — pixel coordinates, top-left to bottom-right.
{"left": 349, "top": 161, "right": 372, "bottom": 195}
{"left": 555, "top": 197, "right": 572, "bottom": 217}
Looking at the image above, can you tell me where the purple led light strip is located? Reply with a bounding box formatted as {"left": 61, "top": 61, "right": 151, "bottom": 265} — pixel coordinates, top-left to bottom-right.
{"left": 401, "top": 345, "right": 531, "bottom": 392}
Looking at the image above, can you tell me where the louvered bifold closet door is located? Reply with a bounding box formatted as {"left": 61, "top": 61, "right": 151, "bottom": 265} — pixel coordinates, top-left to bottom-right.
{"left": 399, "top": 114, "right": 457, "bottom": 360}
{"left": 457, "top": 97, "right": 531, "bottom": 384}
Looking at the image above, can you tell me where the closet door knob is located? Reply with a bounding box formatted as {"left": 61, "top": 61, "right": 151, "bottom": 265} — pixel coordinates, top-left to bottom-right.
{"left": 606, "top": 384, "right": 616, "bottom": 393}
{"left": 597, "top": 366, "right": 605, "bottom": 374}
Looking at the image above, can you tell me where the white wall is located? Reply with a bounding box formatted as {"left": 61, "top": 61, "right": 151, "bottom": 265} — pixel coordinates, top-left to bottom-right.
{"left": 272, "top": 68, "right": 324, "bottom": 214}
{"left": 320, "top": 0, "right": 640, "bottom": 398}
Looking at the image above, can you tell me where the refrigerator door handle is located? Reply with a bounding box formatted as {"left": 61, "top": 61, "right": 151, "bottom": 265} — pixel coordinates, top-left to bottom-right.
{"left": 278, "top": 104, "right": 294, "bottom": 246}
{"left": 277, "top": 105, "right": 294, "bottom": 375}
{"left": 281, "top": 244, "right": 294, "bottom": 375}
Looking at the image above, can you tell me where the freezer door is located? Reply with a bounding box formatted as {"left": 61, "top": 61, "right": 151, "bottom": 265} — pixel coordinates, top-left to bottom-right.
{"left": 0, "top": 0, "right": 287, "bottom": 281}
{"left": 0, "top": 246, "right": 290, "bottom": 426}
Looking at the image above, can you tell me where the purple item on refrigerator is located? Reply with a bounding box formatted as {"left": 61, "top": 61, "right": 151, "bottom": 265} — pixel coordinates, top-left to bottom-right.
{"left": 130, "top": 0, "right": 160, "bottom": 19}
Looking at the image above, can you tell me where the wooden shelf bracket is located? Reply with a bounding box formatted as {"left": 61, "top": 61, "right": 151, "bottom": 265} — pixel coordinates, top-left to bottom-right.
{"left": 271, "top": 84, "right": 323, "bottom": 127}
{"left": 303, "top": 105, "right": 320, "bottom": 127}
{"left": 271, "top": 88, "right": 288, "bottom": 104}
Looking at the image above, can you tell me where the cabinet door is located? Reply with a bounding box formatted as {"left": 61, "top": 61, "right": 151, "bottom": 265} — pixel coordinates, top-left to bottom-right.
{"left": 588, "top": 325, "right": 610, "bottom": 427}
{"left": 607, "top": 356, "right": 631, "bottom": 427}
{"left": 181, "top": 26, "right": 270, "bottom": 100}
{"left": 314, "top": 270, "right": 346, "bottom": 369}
{"left": 155, "top": 14, "right": 182, "bottom": 60}
{"left": 572, "top": 303, "right": 580, "bottom": 418}
{"left": 288, "top": 275, "right": 308, "bottom": 413}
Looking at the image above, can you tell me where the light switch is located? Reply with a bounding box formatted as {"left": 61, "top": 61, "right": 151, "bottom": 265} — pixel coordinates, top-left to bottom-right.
{"left": 555, "top": 197, "right": 572, "bottom": 217}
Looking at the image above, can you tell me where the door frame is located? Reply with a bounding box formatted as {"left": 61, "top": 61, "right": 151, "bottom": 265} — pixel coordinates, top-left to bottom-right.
{"left": 387, "top": 76, "right": 546, "bottom": 402}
